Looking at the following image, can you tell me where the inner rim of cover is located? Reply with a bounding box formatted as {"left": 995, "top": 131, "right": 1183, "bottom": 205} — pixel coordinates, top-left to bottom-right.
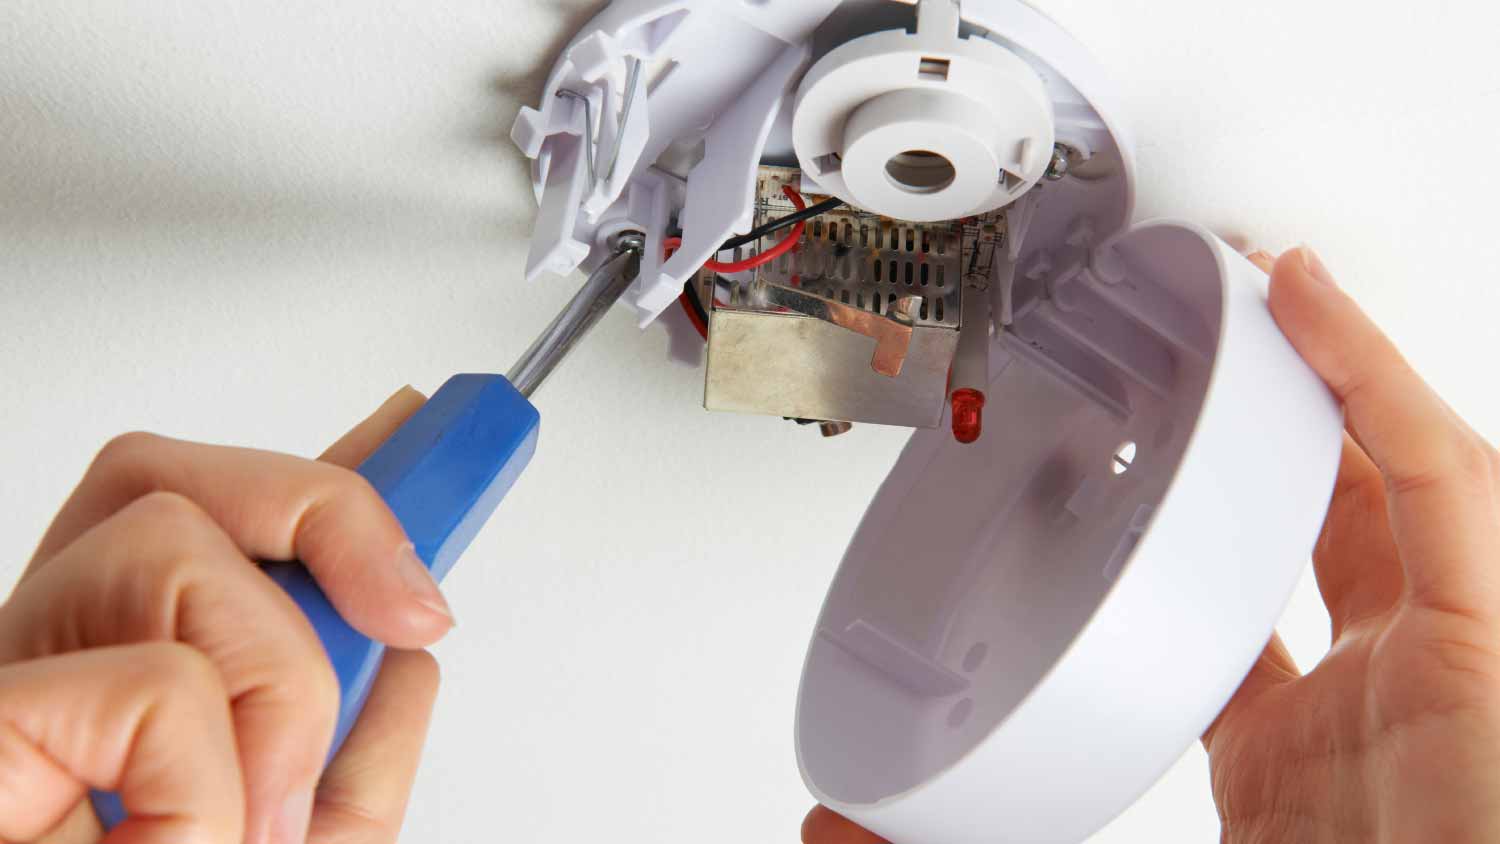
{"left": 797, "top": 225, "right": 1225, "bottom": 804}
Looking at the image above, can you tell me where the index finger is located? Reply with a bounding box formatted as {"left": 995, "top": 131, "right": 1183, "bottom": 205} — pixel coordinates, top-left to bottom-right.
{"left": 1267, "top": 247, "right": 1500, "bottom": 616}
{"left": 318, "top": 386, "right": 427, "bottom": 469}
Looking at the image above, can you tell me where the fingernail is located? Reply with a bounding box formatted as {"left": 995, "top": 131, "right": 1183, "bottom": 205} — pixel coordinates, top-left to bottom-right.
{"left": 1297, "top": 245, "right": 1337, "bottom": 287}
{"left": 1248, "top": 250, "right": 1274, "bottom": 262}
{"left": 273, "top": 789, "right": 314, "bottom": 844}
{"left": 396, "top": 544, "right": 455, "bottom": 626}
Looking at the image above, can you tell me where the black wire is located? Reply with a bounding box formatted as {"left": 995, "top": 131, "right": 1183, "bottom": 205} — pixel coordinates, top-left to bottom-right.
{"left": 681, "top": 277, "right": 710, "bottom": 328}
{"left": 671, "top": 194, "right": 845, "bottom": 330}
{"left": 719, "top": 197, "right": 845, "bottom": 251}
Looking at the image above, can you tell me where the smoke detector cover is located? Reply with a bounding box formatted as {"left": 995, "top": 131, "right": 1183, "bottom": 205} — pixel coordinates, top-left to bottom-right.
{"left": 794, "top": 221, "right": 1341, "bottom": 844}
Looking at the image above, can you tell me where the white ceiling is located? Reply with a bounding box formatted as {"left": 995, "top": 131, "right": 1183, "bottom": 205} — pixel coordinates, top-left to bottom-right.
{"left": 3, "top": 2, "right": 1498, "bottom": 841}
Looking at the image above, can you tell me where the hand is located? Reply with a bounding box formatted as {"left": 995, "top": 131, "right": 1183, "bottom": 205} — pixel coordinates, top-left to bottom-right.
{"left": 802, "top": 247, "right": 1500, "bottom": 843}
{"left": 0, "top": 388, "right": 452, "bottom": 844}
{"left": 1202, "top": 248, "right": 1500, "bottom": 842}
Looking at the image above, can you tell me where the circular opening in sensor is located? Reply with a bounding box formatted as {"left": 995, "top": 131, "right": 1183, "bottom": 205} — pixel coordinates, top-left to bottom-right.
{"left": 884, "top": 150, "right": 956, "bottom": 195}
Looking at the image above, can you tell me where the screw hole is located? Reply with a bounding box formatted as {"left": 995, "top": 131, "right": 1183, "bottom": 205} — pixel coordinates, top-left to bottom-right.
{"left": 947, "top": 697, "right": 974, "bottom": 728}
{"left": 1112, "top": 441, "right": 1137, "bottom": 476}
{"left": 962, "top": 642, "right": 988, "bottom": 672}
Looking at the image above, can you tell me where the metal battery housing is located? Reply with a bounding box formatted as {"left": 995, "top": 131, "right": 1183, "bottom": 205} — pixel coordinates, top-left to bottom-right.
{"left": 702, "top": 167, "right": 1000, "bottom": 428}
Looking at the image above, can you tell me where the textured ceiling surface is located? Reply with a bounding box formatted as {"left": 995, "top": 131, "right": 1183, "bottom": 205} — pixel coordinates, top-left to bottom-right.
{"left": 3, "top": 2, "right": 1498, "bottom": 841}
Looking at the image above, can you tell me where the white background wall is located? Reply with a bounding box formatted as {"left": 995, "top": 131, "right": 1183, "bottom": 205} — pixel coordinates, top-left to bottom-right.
{"left": 3, "top": 1, "right": 1498, "bottom": 841}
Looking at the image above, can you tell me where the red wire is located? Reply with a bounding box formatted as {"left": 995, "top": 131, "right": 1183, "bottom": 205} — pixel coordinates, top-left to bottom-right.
{"left": 664, "top": 185, "right": 810, "bottom": 338}
{"left": 704, "top": 185, "right": 807, "bottom": 273}
{"left": 664, "top": 238, "right": 710, "bottom": 340}
{"left": 662, "top": 186, "right": 808, "bottom": 274}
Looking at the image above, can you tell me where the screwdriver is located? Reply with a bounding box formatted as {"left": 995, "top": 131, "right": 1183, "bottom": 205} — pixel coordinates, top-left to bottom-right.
{"left": 92, "top": 231, "right": 645, "bottom": 828}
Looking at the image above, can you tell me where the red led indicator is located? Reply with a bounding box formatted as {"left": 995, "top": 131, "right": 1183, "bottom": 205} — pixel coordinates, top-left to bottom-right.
{"left": 951, "top": 388, "right": 985, "bottom": 444}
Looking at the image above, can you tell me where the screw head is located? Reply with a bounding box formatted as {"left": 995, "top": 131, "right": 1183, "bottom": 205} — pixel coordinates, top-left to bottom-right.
{"left": 893, "top": 295, "right": 923, "bottom": 322}
{"left": 1045, "top": 145, "right": 1071, "bottom": 181}
{"left": 608, "top": 229, "right": 646, "bottom": 255}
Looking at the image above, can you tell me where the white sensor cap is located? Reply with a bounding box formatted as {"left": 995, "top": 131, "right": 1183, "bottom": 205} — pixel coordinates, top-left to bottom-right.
{"left": 792, "top": 0, "right": 1055, "bottom": 222}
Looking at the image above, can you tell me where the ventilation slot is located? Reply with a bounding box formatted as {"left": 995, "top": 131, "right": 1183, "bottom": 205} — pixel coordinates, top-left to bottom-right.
{"left": 918, "top": 56, "right": 951, "bottom": 81}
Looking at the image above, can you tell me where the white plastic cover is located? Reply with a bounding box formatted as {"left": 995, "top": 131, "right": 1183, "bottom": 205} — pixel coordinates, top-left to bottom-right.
{"left": 794, "top": 221, "right": 1344, "bottom": 844}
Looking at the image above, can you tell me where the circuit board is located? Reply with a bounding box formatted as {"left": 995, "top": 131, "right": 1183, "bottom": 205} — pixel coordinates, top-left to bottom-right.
{"left": 697, "top": 166, "right": 1008, "bottom": 429}
{"left": 698, "top": 165, "right": 1006, "bottom": 329}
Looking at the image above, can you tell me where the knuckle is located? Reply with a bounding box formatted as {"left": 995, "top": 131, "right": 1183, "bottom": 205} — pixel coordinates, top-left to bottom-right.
{"left": 304, "top": 464, "right": 384, "bottom": 524}
{"left": 253, "top": 659, "right": 341, "bottom": 760}
{"left": 252, "top": 627, "right": 341, "bottom": 726}
{"left": 91, "top": 431, "right": 164, "bottom": 475}
{"left": 103, "top": 493, "right": 249, "bottom": 626}
{"left": 297, "top": 648, "right": 341, "bottom": 719}
{"left": 137, "top": 641, "right": 224, "bottom": 697}
{"left": 298, "top": 466, "right": 397, "bottom": 548}
{"left": 334, "top": 466, "right": 385, "bottom": 511}
{"left": 121, "top": 491, "right": 222, "bottom": 561}
{"left": 128, "top": 489, "right": 208, "bottom": 525}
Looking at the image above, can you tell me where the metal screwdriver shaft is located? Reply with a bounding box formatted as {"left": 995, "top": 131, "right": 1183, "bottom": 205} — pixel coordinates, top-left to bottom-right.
{"left": 507, "top": 231, "right": 643, "bottom": 398}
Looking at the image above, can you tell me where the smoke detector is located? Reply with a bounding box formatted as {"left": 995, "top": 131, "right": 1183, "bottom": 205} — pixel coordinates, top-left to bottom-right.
{"left": 512, "top": 2, "right": 1342, "bottom": 842}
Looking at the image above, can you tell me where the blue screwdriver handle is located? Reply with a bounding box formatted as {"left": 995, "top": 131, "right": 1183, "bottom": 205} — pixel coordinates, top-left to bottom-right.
{"left": 91, "top": 373, "right": 540, "bottom": 828}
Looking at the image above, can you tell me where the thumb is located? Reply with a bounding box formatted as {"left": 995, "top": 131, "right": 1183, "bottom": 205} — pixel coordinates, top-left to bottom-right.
{"left": 0, "top": 645, "right": 243, "bottom": 844}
